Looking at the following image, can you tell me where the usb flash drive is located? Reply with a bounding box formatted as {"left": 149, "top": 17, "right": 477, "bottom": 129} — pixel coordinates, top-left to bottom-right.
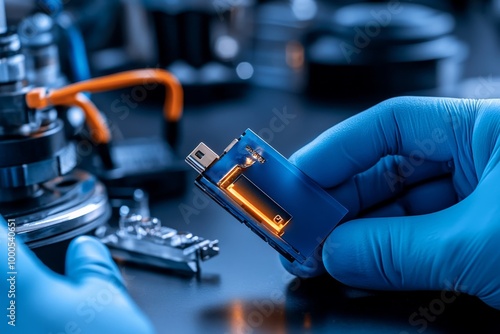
{"left": 186, "top": 129, "right": 348, "bottom": 263}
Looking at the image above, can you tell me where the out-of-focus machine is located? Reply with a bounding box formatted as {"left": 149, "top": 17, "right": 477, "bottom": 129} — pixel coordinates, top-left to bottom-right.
{"left": 0, "top": 0, "right": 218, "bottom": 275}
{"left": 0, "top": 0, "right": 108, "bottom": 269}
{"left": 145, "top": 0, "right": 255, "bottom": 103}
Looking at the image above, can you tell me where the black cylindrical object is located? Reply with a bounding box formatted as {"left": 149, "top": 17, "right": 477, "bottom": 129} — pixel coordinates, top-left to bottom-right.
{"left": 305, "top": 3, "right": 467, "bottom": 100}
{"left": 147, "top": 0, "right": 254, "bottom": 103}
{"left": 18, "top": 12, "right": 66, "bottom": 88}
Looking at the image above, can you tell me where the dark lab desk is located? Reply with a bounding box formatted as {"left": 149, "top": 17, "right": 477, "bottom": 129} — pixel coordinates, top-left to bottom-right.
{"left": 94, "top": 87, "right": 500, "bottom": 334}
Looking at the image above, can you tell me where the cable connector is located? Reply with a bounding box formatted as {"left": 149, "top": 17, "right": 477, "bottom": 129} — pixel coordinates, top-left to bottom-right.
{"left": 186, "top": 143, "right": 219, "bottom": 173}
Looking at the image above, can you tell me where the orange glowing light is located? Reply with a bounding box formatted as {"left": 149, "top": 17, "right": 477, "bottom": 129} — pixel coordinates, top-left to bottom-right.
{"left": 226, "top": 183, "right": 287, "bottom": 235}
{"left": 230, "top": 300, "right": 245, "bottom": 334}
{"left": 303, "top": 312, "right": 312, "bottom": 330}
{"left": 286, "top": 41, "right": 304, "bottom": 70}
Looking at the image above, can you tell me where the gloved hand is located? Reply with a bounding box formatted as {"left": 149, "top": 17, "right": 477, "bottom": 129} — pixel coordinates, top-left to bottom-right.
{"left": 0, "top": 217, "right": 155, "bottom": 333}
{"left": 281, "top": 96, "right": 500, "bottom": 310}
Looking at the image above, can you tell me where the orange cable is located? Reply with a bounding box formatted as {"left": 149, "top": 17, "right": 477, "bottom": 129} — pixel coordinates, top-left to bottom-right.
{"left": 25, "top": 69, "right": 183, "bottom": 144}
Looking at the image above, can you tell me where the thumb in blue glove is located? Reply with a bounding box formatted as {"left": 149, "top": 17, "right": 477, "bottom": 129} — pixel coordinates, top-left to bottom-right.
{"left": 283, "top": 96, "right": 500, "bottom": 310}
{"left": 0, "top": 217, "right": 155, "bottom": 333}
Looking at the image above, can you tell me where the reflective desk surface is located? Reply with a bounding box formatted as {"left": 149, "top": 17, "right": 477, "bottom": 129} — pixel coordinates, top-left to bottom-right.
{"left": 94, "top": 82, "right": 500, "bottom": 334}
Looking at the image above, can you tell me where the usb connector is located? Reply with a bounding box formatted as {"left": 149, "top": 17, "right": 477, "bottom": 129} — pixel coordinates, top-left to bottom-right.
{"left": 186, "top": 143, "right": 219, "bottom": 173}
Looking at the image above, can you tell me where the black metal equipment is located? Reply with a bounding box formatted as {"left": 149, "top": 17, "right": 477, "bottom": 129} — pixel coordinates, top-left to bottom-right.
{"left": 305, "top": 3, "right": 467, "bottom": 100}
{"left": 0, "top": 0, "right": 219, "bottom": 275}
{"left": 0, "top": 3, "right": 109, "bottom": 273}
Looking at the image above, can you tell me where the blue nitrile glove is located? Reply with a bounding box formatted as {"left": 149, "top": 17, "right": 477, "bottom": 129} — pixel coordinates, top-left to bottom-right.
{"left": 281, "top": 96, "right": 500, "bottom": 310}
{"left": 0, "top": 217, "right": 155, "bottom": 333}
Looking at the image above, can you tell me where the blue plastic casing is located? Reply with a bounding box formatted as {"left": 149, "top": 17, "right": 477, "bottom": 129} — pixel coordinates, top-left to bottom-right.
{"left": 194, "top": 129, "right": 347, "bottom": 263}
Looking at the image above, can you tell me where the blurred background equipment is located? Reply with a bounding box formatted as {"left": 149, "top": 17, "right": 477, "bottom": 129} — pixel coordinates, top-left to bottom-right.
{"left": 60, "top": 0, "right": 257, "bottom": 104}
{"left": 305, "top": 2, "right": 467, "bottom": 99}
{"left": 145, "top": 0, "right": 255, "bottom": 103}
{"left": 23, "top": 68, "right": 220, "bottom": 274}
{"left": 252, "top": 0, "right": 469, "bottom": 98}
{"left": 17, "top": 9, "right": 89, "bottom": 140}
{"left": 13, "top": 0, "right": 190, "bottom": 199}
{"left": 0, "top": 0, "right": 219, "bottom": 275}
{"left": 18, "top": 12, "right": 66, "bottom": 87}
{"left": 72, "top": 69, "right": 188, "bottom": 199}
{"left": 0, "top": 1, "right": 109, "bottom": 273}
{"left": 5, "top": 0, "right": 481, "bottom": 102}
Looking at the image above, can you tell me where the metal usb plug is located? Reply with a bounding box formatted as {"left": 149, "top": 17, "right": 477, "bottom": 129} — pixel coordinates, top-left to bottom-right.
{"left": 186, "top": 143, "right": 219, "bottom": 173}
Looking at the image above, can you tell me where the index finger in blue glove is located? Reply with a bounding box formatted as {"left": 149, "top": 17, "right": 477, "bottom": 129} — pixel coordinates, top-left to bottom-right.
{"left": 326, "top": 155, "right": 453, "bottom": 219}
{"left": 281, "top": 174, "right": 457, "bottom": 279}
{"left": 290, "top": 96, "right": 471, "bottom": 188}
